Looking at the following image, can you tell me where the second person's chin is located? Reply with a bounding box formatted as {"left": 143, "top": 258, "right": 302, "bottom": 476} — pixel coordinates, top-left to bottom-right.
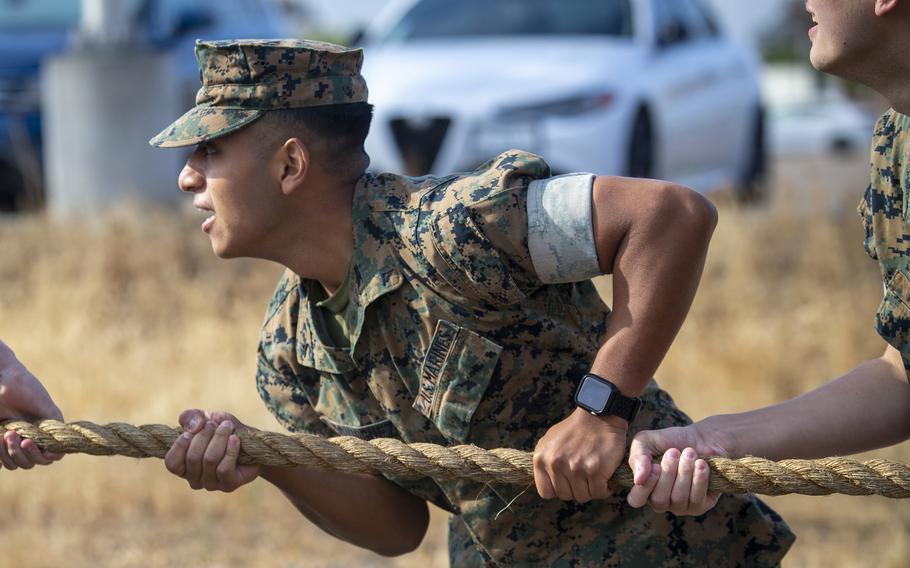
{"left": 809, "top": 47, "right": 845, "bottom": 77}
{"left": 210, "top": 238, "right": 239, "bottom": 259}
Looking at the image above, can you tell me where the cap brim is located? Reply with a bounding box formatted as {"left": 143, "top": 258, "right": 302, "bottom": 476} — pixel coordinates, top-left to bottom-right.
{"left": 149, "top": 106, "right": 265, "bottom": 148}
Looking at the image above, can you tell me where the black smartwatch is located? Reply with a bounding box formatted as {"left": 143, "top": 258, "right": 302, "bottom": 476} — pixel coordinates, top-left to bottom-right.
{"left": 574, "top": 373, "right": 642, "bottom": 423}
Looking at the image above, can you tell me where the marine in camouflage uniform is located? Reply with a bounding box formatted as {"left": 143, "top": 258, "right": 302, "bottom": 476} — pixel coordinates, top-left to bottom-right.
{"left": 152, "top": 39, "right": 793, "bottom": 566}
{"left": 859, "top": 109, "right": 910, "bottom": 375}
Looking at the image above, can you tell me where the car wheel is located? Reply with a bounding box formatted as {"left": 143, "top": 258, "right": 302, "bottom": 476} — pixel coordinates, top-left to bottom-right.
{"left": 734, "top": 106, "right": 768, "bottom": 204}
{"left": 0, "top": 159, "right": 25, "bottom": 213}
{"left": 627, "top": 107, "right": 654, "bottom": 179}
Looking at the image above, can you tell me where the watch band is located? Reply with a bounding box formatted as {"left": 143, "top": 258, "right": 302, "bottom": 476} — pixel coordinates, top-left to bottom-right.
{"left": 606, "top": 389, "right": 642, "bottom": 423}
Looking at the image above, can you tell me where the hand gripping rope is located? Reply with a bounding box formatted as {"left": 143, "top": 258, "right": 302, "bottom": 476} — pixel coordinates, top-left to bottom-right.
{"left": 3, "top": 420, "right": 910, "bottom": 498}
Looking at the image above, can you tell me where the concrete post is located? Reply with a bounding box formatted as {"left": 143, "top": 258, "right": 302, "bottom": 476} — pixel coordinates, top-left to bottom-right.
{"left": 79, "top": 0, "right": 134, "bottom": 47}
{"left": 42, "top": 51, "right": 184, "bottom": 217}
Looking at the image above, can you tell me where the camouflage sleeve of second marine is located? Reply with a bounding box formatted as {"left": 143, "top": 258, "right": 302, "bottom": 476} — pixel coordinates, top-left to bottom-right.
{"left": 256, "top": 270, "right": 334, "bottom": 436}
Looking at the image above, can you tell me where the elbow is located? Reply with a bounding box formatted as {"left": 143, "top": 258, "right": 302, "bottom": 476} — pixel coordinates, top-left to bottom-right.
{"left": 370, "top": 506, "right": 429, "bottom": 557}
{"left": 658, "top": 182, "right": 718, "bottom": 245}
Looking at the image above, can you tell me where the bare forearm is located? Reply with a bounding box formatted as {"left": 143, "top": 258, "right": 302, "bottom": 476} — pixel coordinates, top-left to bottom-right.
{"left": 261, "top": 466, "right": 428, "bottom": 557}
{"left": 708, "top": 347, "right": 910, "bottom": 460}
{"left": 590, "top": 177, "right": 717, "bottom": 394}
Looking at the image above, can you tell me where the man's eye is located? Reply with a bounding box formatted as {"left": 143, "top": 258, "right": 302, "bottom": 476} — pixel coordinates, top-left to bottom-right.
{"left": 199, "top": 143, "right": 216, "bottom": 156}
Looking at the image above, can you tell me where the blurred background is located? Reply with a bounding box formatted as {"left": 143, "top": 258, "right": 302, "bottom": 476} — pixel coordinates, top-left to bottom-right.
{"left": 0, "top": 1, "right": 905, "bottom": 567}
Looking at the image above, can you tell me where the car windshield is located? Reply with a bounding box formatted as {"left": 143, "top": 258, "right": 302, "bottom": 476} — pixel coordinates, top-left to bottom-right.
{"left": 0, "top": 0, "right": 143, "bottom": 30}
{"left": 382, "top": 0, "right": 633, "bottom": 42}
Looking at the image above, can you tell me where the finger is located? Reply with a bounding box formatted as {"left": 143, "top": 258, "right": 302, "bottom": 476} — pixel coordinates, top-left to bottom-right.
{"left": 178, "top": 409, "right": 207, "bottom": 434}
{"left": 550, "top": 470, "right": 575, "bottom": 502}
{"left": 689, "top": 459, "right": 719, "bottom": 515}
{"left": 567, "top": 471, "right": 593, "bottom": 503}
{"left": 42, "top": 450, "right": 64, "bottom": 462}
{"left": 164, "top": 432, "right": 192, "bottom": 477}
{"left": 202, "top": 421, "right": 234, "bottom": 490}
{"left": 207, "top": 411, "right": 240, "bottom": 426}
{"left": 0, "top": 438, "right": 17, "bottom": 470}
{"left": 216, "top": 434, "right": 244, "bottom": 490}
{"left": 185, "top": 421, "right": 217, "bottom": 487}
{"left": 533, "top": 453, "right": 557, "bottom": 499}
{"left": 590, "top": 475, "right": 612, "bottom": 501}
{"left": 6, "top": 432, "right": 34, "bottom": 469}
{"left": 626, "top": 464, "right": 661, "bottom": 508}
{"left": 704, "top": 491, "right": 722, "bottom": 514}
{"left": 20, "top": 439, "right": 53, "bottom": 466}
{"left": 630, "top": 452, "right": 655, "bottom": 486}
{"left": 629, "top": 434, "right": 658, "bottom": 485}
{"left": 670, "top": 448, "right": 697, "bottom": 514}
{"left": 648, "top": 448, "right": 681, "bottom": 513}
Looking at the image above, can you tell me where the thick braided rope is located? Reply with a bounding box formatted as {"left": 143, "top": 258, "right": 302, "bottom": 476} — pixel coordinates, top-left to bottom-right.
{"left": 4, "top": 420, "right": 910, "bottom": 498}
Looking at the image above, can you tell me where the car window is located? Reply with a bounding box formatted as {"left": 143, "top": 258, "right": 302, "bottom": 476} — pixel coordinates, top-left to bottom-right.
{"left": 676, "top": 0, "right": 718, "bottom": 38}
{"left": 653, "top": 0, "right": 715, "bottom": 46}
{"left": 0, "top": 0, "right": 142, "bottom": 29}
{"left": 691, "top": 0, "right": 722, "bottom": 36}
{"left": 381, "top": 0, "right": 634, "bottom": 42}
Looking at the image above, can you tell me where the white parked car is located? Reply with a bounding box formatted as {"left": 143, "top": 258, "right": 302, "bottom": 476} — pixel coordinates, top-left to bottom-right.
{"left": 359, "top": 0, "right": 766, "bottom": 200}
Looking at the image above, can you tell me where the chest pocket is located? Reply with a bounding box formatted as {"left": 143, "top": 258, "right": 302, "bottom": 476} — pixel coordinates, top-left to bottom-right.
{"left": 877, "top": 267, "right": 910, "bottom": 379}
{"left": 413, "top": 320, "right": 502, "bottom": 444}
{"left": 320, "top": 416, "right": 398, "bottom": 440}
{"left": 312, "top": 373, "right": 398, "bottom": 441}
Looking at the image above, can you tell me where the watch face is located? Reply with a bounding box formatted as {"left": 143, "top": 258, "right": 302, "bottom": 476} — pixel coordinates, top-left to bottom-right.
{"left": 576, "top": 375, "right": 614, "bottom": 413}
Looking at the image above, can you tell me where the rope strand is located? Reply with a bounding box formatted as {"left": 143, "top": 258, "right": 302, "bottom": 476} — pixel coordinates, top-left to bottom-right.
{"left": 4, "top": 420, "right": 910, "bottom": 498}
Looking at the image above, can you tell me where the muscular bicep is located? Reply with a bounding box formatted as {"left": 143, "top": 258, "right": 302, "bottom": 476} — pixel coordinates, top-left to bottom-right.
{"left": 590, "top": 175, "right": 717, "bottom": 275}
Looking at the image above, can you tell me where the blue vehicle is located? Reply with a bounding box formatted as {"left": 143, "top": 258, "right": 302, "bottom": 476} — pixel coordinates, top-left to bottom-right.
{"left": 0, "top": 0, "right": 289, "bottom": 211}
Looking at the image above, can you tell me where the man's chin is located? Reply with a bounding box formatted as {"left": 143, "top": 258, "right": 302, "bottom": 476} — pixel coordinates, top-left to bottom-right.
{"left": 210, "top": 238, "right": 238, "bottom": 259}
{"left": 809, "top": 47, "right": 845, "bottom": 78}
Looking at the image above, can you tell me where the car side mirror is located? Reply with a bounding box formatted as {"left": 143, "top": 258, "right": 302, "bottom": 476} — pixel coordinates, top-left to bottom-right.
{"left": 657, "top": 22, "right": 688, "bottom": 48}
{"left": 348, "top": 27, "right": 366, "bottom": 46}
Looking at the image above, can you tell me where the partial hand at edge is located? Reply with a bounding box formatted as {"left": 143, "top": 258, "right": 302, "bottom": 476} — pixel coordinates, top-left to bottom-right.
{"left": 533, "top": 407, "right": 627, "bottom": 503}
{"left": 0, "top": 340, "right": 65, "bottom": 470}
{"left": 626, "top": 423, "right": 728, "bottom": 516}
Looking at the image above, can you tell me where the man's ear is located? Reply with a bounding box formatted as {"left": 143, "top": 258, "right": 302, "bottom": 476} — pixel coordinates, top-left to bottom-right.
{"left": 875, "top": 0, "right": 900, "bottom": 16}
{"left": 279, "top": 137, "right": 309, "bottom": 196}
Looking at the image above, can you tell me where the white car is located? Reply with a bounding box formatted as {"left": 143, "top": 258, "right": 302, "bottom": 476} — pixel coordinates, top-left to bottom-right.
{"left": 359, "top": 0, "right": 765, "bottom": 200}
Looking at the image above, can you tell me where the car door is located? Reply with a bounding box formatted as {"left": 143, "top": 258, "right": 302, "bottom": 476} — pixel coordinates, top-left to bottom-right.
{"left": 676, "top": 0, "right": 758, "bottom": 185}
{"left": 646, "top": 0, "right": 744, "bottom": 189}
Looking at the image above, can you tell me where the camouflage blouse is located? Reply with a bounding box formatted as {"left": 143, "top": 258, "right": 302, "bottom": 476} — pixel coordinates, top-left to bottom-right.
{"left": 859, "top": 110, "right": 910, "bottom": 378}
{"left": 256, "top": 150, "right": 794, "bottom": 566}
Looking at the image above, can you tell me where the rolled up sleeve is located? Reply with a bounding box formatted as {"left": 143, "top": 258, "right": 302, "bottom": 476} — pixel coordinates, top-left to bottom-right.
{"left": 527, "top": 173, "right": 601, "bottom": 284}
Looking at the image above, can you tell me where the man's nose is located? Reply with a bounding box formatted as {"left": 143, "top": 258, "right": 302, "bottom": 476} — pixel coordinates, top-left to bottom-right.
{"left": 178, "top": 163, "right": 204, "bottom": 194}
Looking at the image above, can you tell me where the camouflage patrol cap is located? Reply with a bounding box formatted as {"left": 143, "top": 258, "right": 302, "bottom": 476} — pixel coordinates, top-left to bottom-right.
{"left": 149, "top": 39, "right": 368, "bottom": 148}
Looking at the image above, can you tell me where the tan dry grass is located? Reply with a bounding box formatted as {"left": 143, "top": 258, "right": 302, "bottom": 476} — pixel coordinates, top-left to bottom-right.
{"left": 0, "top": 167, "right": 908, "bottom": 566}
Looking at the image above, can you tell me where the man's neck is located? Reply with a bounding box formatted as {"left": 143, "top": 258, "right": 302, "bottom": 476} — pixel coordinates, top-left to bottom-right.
{"left": 855, "top": 31, "right": 910, "bottom": 115}
{"left": 272, "top": 177, "right": 358, "bottom": 289}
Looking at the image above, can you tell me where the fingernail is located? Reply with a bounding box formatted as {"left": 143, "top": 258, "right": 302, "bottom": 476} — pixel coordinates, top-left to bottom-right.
{"left": 635, "top": 463, "right": 645, "bottom": 476}
{"left": 665, "top": 448, "right": 680, "bottom": 460}
{"left": 189, "top": 417, "right": 200, "bottom": 430}
{"left": 221, "top": 421, "right": 234, "bottom": 431}
{"left": 181, "top": 432, "right": 192, "bottom": 440}
{"left": 683, "top": 448, "right": 696, "bottom": 460}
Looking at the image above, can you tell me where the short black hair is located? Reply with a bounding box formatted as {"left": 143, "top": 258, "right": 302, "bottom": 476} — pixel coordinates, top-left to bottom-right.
{"left": 259, "top": 102, "right": 374, "bottom": 181}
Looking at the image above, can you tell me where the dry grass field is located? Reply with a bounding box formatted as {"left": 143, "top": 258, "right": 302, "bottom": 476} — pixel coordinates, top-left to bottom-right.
{"left": 1, "top": 155, "right": 908, "bottom": 567}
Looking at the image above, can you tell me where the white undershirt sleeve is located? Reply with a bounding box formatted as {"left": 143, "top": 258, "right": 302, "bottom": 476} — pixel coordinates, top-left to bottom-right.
{"left": 526, "top": 173, "right": 602, "bottom": 284}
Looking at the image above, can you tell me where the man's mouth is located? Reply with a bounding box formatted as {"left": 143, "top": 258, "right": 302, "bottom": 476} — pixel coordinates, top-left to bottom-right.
{"left": 195, "top": 205, "right": 216, "bottom": 233}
